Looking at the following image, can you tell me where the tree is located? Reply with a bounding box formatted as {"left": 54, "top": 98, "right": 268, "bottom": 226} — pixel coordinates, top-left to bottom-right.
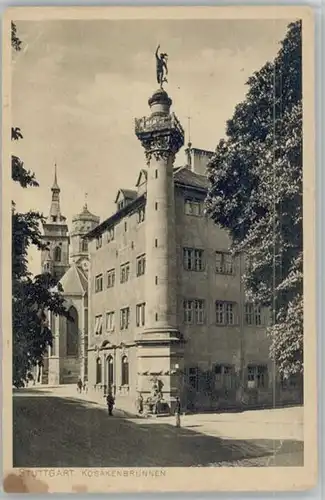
{"left": 11, "top": 22, "right": 69, "bottom": 387}
{"left": 206, "top": 21, "right": 303, "bottom": 378}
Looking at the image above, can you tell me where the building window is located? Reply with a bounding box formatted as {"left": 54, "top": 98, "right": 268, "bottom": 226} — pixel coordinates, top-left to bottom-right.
{"left": 215, "top": 301, "right": 237, "bottom": 325}
{"left": 188, "top": 367, "right": 199, "bottom": 390}
{"left": 96, "top": 358, "right": 102, "bottom": 384}
{"left": 136, "top": 303, "right": 146, "bottom": 327}
{"left": 155, "top": 238, "right": 158, "bottom": 247}
{"left": 183, "top": 300, "right": 193, "bottom": 324}
{"left": 184, "top": 198, "right": 203, "bottom": 216}
{"left": 80, "top": 239, "right": 88, "bottom": 252}
{"left": 121, "top": 356, "right": 129, "bottom": 386}
{"left": 247, "top": 365, "right": 268, "bottom": 389}
{"left": 66, "top": 306, "right": 78, "bottom": 356}
{"left": 183, "top": 300, "right": 205, "bottom": 324}
{"left": 155, "top": 276, "right": 158, "bottom": 285}
{"left": 245, "top": 303, "right": 263, "bottom": 326}
{"left": 54, "top": 246, "right": 61, "bottom": 262}
{"left": 155, "top": 202, "right": 158, "bottom": 210}
{"left": 94, "top": 315, "right": 103, "bottom": 335}
{"left": 120, "top": 262, "right": 130, "bottom": 284}
{"left": 120, "top": 307, "right": 130, "bottom": 330}
{"left": 215, "top": 251, "right": 235, "bottom": 274}
{"left": 118, "top": 201, "right": 124, "bottom": 211}
{"left": 95, "top": 235, "right": 102, "bottom": 249}
{"left": 183, "top": 248, "right": 204, "bottom": 271}
{"left": 105, "top": 311, "right": 115, "bottom": 332}
{"left": 107, "top": 269, "right": 115, "bottom": 288}
{"left": 155, "top": 169, "right": 158, "bottom": 179}
{"left": 137, "top": 207, "right": 145, "bottom": 223}
{"left": 155, "top": 313, "right": 158, "bottom": 321}
{"left": 107, "top": 227, "right": 115, "bottom": 243}
{"left": 124, "top": 221, "right": 127, "bottom": 232}
{"left": 215, "top": 364, "right": 234, "bottom": 389}
{"left": 95, "top": 274, "right": 103, "bottom": 293}
{"left": 136, "top": 254, "right": 146, "bottom": 277}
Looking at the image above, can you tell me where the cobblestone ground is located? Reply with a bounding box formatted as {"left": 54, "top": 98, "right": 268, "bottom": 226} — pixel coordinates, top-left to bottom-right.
{"left": 13, "top": 390, "right": 303, "bottom": 468}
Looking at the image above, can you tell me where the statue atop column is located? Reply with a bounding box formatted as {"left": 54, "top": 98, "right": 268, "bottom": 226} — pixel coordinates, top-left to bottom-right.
{"left": 155, "top": 45, "right": 168, "bottom": 88}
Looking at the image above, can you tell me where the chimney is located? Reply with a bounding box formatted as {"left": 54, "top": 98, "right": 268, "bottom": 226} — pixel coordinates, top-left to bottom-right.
{"left": 185, "top": 146, "right": 214, "bottom": 176}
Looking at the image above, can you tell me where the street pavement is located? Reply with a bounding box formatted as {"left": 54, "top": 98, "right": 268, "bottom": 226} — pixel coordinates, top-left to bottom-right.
{"left": 13, "top": 388, "right": 304, "bottom": 468}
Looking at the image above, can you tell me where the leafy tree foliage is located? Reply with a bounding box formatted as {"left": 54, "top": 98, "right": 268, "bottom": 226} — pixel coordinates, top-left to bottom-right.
{"left": 206, "top": 21, "right": 303, "bottom": 377}
{"left": 11, "top": 22, "right": 69, "bottom": 387}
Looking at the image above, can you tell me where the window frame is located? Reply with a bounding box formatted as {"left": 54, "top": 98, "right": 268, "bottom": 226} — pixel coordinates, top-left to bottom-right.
{"left": 105, "top": 311, "right": 115, "bottom": 332}
{"left": 245, "top": 303, "right": 263, "bottom": 326}
{"left": 215, "top": 301, "right": 237, "bottom": 326}
{"left": 136, "top": 254, "right": 146, "bottom": 277}
{"left": 94, "top": 315, "right": 103, "bottom": 335}
{"left": 107, "top": 269, "right": 115, "bottom": 288}
{"left": 120, "top": 307, "right": 130, "bottom": 330}
{"left": 184, "top": 198, "right": 203, "bottom": 217}
{"left": 215, "top": 251, "right": 235, "bottom": 275}
{"left": 136, "top": 302, "right": 146, "bottom": 327}
{"left": 95, "top": 274, "right": 103, "bottom": 293}
{"left": 120, "top": 262, "right": 130, "bottom": 284}
{"left": 183, "top": 247, "right": 204, "bottom": 272}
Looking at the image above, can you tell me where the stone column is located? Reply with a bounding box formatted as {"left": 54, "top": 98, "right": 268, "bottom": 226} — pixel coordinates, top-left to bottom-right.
{"left": 135, "top": 88, "right": 184, "bottom": 409}
{"left": 135, "top": 89, "right": 184, "bottom": 335}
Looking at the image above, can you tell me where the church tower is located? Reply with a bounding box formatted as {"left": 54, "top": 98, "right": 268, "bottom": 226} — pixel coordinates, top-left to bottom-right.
{"left": 70, "top": 198, "right": 100, "bottom": 274}
{"left": 41, "top": 165, "right": 69, "bottom": 281}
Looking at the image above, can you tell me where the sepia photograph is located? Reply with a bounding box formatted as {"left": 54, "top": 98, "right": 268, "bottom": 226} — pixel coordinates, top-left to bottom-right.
{"left": 2, "top": 5, "right": 316, "bottom": 494}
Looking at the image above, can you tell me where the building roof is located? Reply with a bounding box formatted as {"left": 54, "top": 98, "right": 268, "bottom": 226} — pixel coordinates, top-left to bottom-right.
{"left": 136, "top": 169, "right": 148, "bottom": 186}
{"left": 114, "top": 189, "right": 137, "bottom": 203}
{"left": 85, "top": 166, "right": 209, "bottom": 240}
{"left": 174, "top": 166, "right": 209, "bottom": 191}
{"left": 86, "top": 193, "right": 145, "bottom": 239}
{"left": 59, "top": 263, "right": 87, "bottom": 296}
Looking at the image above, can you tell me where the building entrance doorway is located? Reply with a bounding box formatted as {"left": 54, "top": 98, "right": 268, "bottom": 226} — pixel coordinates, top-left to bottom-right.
{"left": 106, "top": 356, "right": 114, "bottom": 390}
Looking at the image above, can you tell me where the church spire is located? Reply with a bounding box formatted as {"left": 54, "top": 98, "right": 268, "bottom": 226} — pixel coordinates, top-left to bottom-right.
{"left": 52, "top": 163, "right": 60, "bottom": 192}
{"left": 49, "top": 163, "right": 63, "bottom": 222}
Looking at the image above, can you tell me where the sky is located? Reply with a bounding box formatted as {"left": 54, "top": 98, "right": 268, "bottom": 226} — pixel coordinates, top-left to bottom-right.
{"left": 11, "top": 18, "right": 291, "bottom": 275}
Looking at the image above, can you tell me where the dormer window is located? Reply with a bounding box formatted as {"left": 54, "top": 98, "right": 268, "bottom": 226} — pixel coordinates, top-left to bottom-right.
{"left": 115, "top": 189, "right": 137, "bottom": 213}
{"left": 52, "top": 216, "right": 57, "bottom": 222}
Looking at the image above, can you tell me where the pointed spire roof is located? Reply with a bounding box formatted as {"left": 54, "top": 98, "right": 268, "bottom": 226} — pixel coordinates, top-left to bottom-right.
{"left": 46, "top": 163, "right": 66, "bottom": 224}
{"left": 51, "top": 163, "right": 60, "bottom": 191}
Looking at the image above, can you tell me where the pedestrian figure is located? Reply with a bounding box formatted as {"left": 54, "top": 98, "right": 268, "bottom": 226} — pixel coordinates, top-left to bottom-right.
{"left": 83, "top": 380, "right": 88, "bottom": 393}
{"left": 137, "top": 393, "right": 144, "bottom": 415}
{"left": 175, "top": 397, "right": 181, "bottom": 428}
{"left": 106, "top": 390, "right": 115, "bottom": 416}
{"left": 77, "top": 377, "right": 83, "bottom": 393}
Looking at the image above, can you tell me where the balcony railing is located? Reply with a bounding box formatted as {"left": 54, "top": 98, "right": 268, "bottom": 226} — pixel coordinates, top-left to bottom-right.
{"left": 135, "top": 112, "right": 184, "bottom": 137}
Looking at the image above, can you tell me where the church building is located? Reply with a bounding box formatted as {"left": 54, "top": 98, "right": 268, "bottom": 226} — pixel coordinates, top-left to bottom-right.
{"left": 39, "top": 167, "right": 99, "bottom": 385}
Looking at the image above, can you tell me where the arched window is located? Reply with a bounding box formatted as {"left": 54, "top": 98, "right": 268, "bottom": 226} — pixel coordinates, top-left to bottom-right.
{"left": 106, "top": 355, "right": 114, "bottom": 389}
{"left": 54, "top": 246, "right": 61, "bottom": 262}
{"left": 81, "top": 239, "right": 88, "bottom": 252}
{"left": 121, "top": 356, "right": 129, "bottom": 386}
{"left": 66, "top": 306, "right": 78, "bottom": 356}
{"left": 96, "top": 358, "right": 102, "bottom": 384}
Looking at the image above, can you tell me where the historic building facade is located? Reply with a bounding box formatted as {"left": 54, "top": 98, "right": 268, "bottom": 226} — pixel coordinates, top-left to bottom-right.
{"left": 85, "top": 87, "right": 301, "bottom": 414}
